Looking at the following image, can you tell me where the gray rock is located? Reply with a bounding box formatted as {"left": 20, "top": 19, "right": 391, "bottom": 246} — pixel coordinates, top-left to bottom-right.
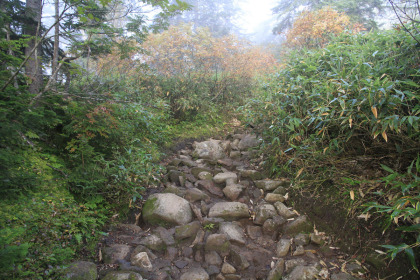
{"left": 102, "top": 271, "right": 143, "bottom": 280}
{"left": 246, "top": 225, "right": 262, "bottom": 239}
{"left": 262, "top": 217, "right": 285, "bottom": 235}
{"left": 230, "top": 151, "right": 241, "bottom": 158}
{"left": 238, "top": 134, "right": 260, "bottom": 150}
{"left": 213, "top": 172, "right": 238, "bottom": 184}
{"left": 293, "top": 245, "right": 305, "bottom": 256}
{"left": 197, "top": 180, "right": 224, "bottom": 197}
{"left": 182, "top": 247, "right": 193, "bottom": 258}
{"left": 205, "top": 234, "right": 231, "bottom": 257}
{"left": 283, "top": 215, "right": 313, "bottom": 235}
{"left": 207, "top": 265, "right": 221, "bottom": 275}
{"left": 239, "top": 170, "right": 263, "bottom": 180}
{"left": 265, "top": 193, "right": 285, "bottom": 203}
{"left": 142, "top": 193, "right": 193, "bottom": 226}
{"left": 219, "top": 222, "right": 246, "bottom": 245}
{"left": 230, "top": 248, "right": 250, "bottom": 270}
{"left": 131, "top": 252, "right": 153, "bottom": 271}
{"left": 205, "top": 251, "right": 223, "bottom": 266}
{"left": 191, "top": 167, "right": 213, "bottom": 179}
{"left": 64, "top": 261, "right": 97, "bottom": 280}
{"left": 103, "top": 244, "right": 131, "bottom": 264}
{"left": 185, "top": 188, "right": 210, "bottom": 202}
{"left": 283, "top": 265, "right": 319, "bottom": 280}
{"left": 273, "top": 186, "right": 287, "bottom": 195}
{"left": 276, "top": 239, "right": 291, "bottom": 257}
{"left": 295, "top": 233, "right": 310, "bottom": 246}
{"left": 224, "top": 274, "right": 241, "bottom": 280}
{"left": 221, "top": 262, "right": 236, "bottom": 274}
{"left": 165, "top": 247, "right": 178, "bottom": 261}
{"left": 255, "top": 180, "right": 288, "bottom": 191}
{"left": 140, "top": 234, "right": 165, "bottom": 251}
{"left": 208, "top": 202, "right": 249, "bottom": 220}
{"left": 168, "top": 170, "right": 186, "bottom": 185}
{"left": 223, "top": 184, "right": 243, "bottom": 201}
{"left": 180, "top": 267, "right": 210, "bottom": 280}
{"left": 218, "top": 158, "right": 233, "bottom": 167}
{"left": 174, "top": 260, "right": 189, "bottom": 269}
{"left": 267, "top": 258, "right": 285, "bottom": 280}
{"left": 163, "top": 183, "right": 184, "bottom": 196}
{"left": 274, "top": 202, "right": 296, "bottom": 219}
{"left": 192, "top": 140, "right": 226, "bottom": 160}
{"left": 254, "top": 204, "right": 277, "bottom": 225}
{"left": 175, "top": 221, "right": 201, "bottom": 240}
{"left": 179, "top": 158, "right": 197, "bottom": 167}
{"left": 285, "top": 259, "right": 306, "bottom": 273}
{"left": 198, "top": 171, "right": 213, "bottom": 180}
{"left": 155, "top": 227, "right": 175, "bottom": 246}
{"left": 310, "top": 233, "right": 323, "bottom": 245}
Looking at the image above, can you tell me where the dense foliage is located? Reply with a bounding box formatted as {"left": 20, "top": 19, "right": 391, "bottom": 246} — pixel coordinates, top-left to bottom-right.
{"left": 241, "top": 26, "right": 419, "bottom": 270}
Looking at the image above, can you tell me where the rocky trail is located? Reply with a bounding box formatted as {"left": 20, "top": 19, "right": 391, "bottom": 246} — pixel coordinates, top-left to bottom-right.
{"left": 65, "top": 133, "right": 371, "bottom": 280}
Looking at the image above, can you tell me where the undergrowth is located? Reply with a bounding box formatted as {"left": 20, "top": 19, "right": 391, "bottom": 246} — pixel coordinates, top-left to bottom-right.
{"left": 241, "top": 25, "right": 420, "bottom": 274}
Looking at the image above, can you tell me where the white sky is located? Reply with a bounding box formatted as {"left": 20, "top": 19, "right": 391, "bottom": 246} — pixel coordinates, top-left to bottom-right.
{"left": 238, "top": 0, "right": 278, "bottom": 34}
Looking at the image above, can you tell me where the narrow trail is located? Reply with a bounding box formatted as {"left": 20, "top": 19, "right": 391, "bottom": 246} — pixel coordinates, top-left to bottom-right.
{"left": 78, "top": 132, "right": 371, "bottom": 280}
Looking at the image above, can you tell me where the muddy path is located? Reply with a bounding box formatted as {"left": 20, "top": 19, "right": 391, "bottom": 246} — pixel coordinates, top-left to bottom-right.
{"left": 91, "top": 133, "right": 373, "bottom": 280}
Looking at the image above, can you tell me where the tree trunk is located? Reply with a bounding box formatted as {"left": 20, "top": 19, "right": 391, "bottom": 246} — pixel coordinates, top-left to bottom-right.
{"left": 25, "top": 0, "right": 43, "bottom": 95}
{"left": 52, "top": 0, "right": 59, "bottom": 84}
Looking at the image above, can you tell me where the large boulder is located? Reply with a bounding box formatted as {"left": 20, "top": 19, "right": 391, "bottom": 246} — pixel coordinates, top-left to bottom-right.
{"left": 208, "top": 202, "right": 249, "bottom": 220}
{"left": 142, "top": 193, "right": 193, "bottom": 226}
{"left": 283, "top": 215, "right": 313, "bottom": 235}
{"left": 192, "top": 140, "right": 225, "bottom": 160}
{"left": 64, "top": 261, "right": 97, "bottom": 280}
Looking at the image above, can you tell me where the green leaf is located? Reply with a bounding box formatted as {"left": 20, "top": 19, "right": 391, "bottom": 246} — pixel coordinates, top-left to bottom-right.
{"left": 405, "top": 247, "right": 418, "bottom": 273}
{"left": 380, "top": 164, "right": 395, "bottom": 174}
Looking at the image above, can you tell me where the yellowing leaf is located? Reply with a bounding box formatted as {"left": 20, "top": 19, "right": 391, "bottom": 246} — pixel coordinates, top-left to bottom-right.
{"left": 371, "top": 106, "right": 378, "bottom": 118}
{"left": 296, "top": 168, "right": 304, "bottom": 179}
{"left": 382, "top": 130, "right": 388, "bottom": 142}
{"left": 350, "top": 190, "right": 355, "bottom": 200}
{"left": 349, "top": 118, "right": 353, "bottom": 128}
{"left": 323, "top": 147, "right": 329, "bottom": 154}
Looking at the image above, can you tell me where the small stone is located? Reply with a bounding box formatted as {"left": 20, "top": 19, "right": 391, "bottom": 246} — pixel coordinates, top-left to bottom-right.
{"left": 175, "top": 221, "right": 201, "bottom": 240}
{"left": 185, "top": 188, "right": 210, "bottom": 202}
{"left": 131, "top": 252, "right": 153, "bottom": 271}
{"left": 140, "top": 234, "right": 165, "bottom": 251}
{"left": 295, "top": 233, "right": 310, "bottom": 246}
{"left": 273, "top": 186, "right": 287, "bottom": 195}
{"left": 230, "top": 151, "right": 241, "bottom": 159}
{"left": 310, "top": 233, "right": 323, "bottom": 245}
{"left": 230, "top": 249, "right": 250, "bottom": 270}
{"left": 174, "top": 260, "right": 189, "bottom": 269}
{"left": 213, "top": 172, "right": 238, "bottom": 184}
{"left": 283, "top": 215, "right": 312, "bottom": 235}
{"left": 208, "top": 202, "right": 249, "bottom": 220}
{"left": 216, "top": 274, "right": 226, "bottom": 280}
{"left": 255, "top": 180, "right": 288, "bottom": 191}
{"left": 205, "top": 234, "right": 231, "bottom": 257}
{"left": 207, "top": 265, "right": 220, "bottom": 275}
{"left": 205, "top": 251, "right": 222, "bottom": 266}
{"left": 198, "top": 171, "right": 213, "bottom": 180}
{"left": 265, "top": 193, "right": 285, "bottom": 203}
{"left": 219, "top": 222, "right": 246, "bottom": 245}
{"left": 239, "top": 170, "right": 263, "bottom": 180}
{"left": 221, "top": 262, "right": 236, "bottom": 274}
{"left": 274, "top": 202, "right": 296, "bottom": 219}
{"left": 276, "top": 239, "right": 291, "bottom": 257}
{"left": 197, "top": 180, "right": 224, "bottom": 197}
{"left": 224, "top": 274, "right": 241, "bottom": 280}
{"left": 254, "top": 204, "right": 277, "bottom": 225}
{"left": 192, "top": 140, "right": 225, "bottom": 160}
{"left": 267, "top": 258, "right": 285, "bottom": 280}
{"left": 293, "top": 245, "right": 305, "bottom": 256}
{"left": 168, "top": 170, "right": 185, "bottom": 185}
{"left": 64, "top": 261, "right": 97, "bottom": 280}
{"left": 223, "top": 184, "right": 243, "bottom": 201}
{"left": 191, "top": 167, "right": 213, "bottom": 178}
{"left": 218, "top": 158, "right": 233, "bottom": 167}
{"left": 283, "top": 265, "right": 318, "bottom": 280}
{"left": 102, "top": 244, "right": 131, "bottom": 264}
{"left": 195, "top": 250, "right": 203, "bottom": 262}
{"left": 182, "top": 247, "right": 193, "bottom": 258}
{"left": 238, "top": 134, "right": 260, "bottom": 150}
{"left": 102, "top": 271, "right": 143, "bottom": 280}
{"left": 180, "top": 267, "right": 209, "bottom": 280}
{"left": 165, "top": 247, "right": 178, "bottom": 261}
{"left": 285, "top": 259, "right": 306, "bottom": 273}
{"left": 246, "top": 225, "right": 262, "bottom": 239}
{"left": 155, "top": 227, "right": 175, "bottom": 246}
{"left": 331, "top": 272, "right": 359, "bottom": 280}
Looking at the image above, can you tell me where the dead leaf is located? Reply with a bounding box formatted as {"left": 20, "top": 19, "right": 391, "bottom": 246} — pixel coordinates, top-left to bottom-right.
{"left": 371, "top": 106, "right": 378, "bottom": 118}
{"left": 349, "top": 118, "right": 353, "bottom": 128}
{"left": 357, "top": 213, "right": 371, "bottom": 221}
{"left": 359, "top": 188, "right": 365, "bottom": 198}
{"left": 296, "top": 168, "right": 304, "bottom": 179}
{"left": 350, "top": 190, "right": 355, "bottom": 200}
{"left": 320, "top": 260, "right": 327, "bottom": 267}
{"left": 382, "top": 130, "right": 388, "bottom": 142}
